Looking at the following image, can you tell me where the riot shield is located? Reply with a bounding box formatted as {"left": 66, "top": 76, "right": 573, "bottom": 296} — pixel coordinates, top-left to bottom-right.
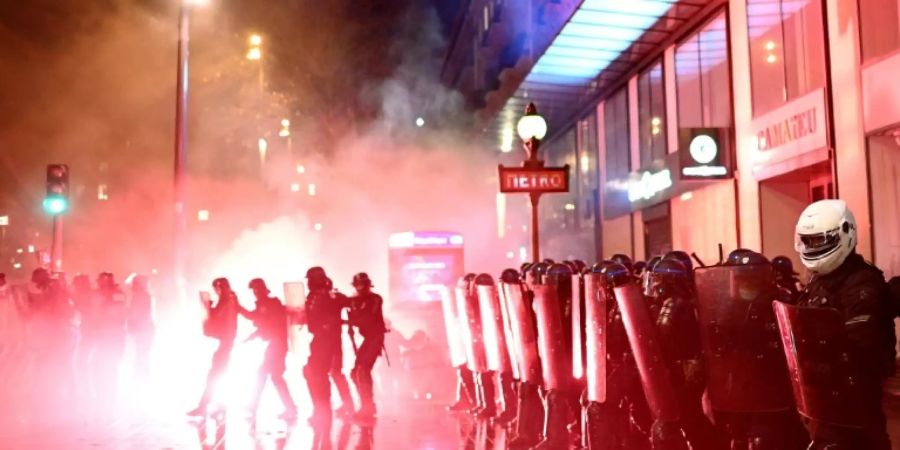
{"left": 773, "top": 301, "right": 866, "bottom": 427}
{"left": 694, "top": 264, "right": 794, "bottom": 412}
{"left": 613, "top": 282, "right": 680, "bottom": 421}
{"left": 476, "top": 275, "right": 513, "bottom": 375}
{"left": 499, "top": 279, "right": 541, "bottom": 385}
{"left": 497, "top": 279, "right": 522, "bottom": 381}
{"left": 571, "top": 272, "right": 586, "bottom": 384}
{"left": 583, "top": 273, "right": 608, "bottom": 403}
{"left": 439, "top": 281, "right": 468, "bottom": 368}
{"left": 531, "top": 283, "right": 569, "bottom": 391}
{"left": 456, "top": 278, "right": 487, "bottom": 373}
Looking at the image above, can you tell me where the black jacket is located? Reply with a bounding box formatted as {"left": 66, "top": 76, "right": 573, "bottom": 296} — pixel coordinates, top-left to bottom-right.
{"left": 799, "top": 252, "right": 897, "bottom": 381}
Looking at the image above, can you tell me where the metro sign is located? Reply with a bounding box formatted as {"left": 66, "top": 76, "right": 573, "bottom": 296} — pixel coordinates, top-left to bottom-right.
{"left": 498, "top": 165, "right": 570, "bottom": 194}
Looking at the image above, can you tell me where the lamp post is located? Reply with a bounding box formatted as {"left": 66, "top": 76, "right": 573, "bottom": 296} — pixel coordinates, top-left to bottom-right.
{"left": 174, "top": 0, "right": 206, "bottom": 301}
{"left": 279, "top": 118, "right": 292, "bottom": 156}
{"left": 516, "top": 103, "right": 548, "bottom": 262}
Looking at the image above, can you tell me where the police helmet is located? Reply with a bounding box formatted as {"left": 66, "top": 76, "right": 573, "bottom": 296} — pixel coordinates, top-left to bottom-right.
{"left": 352, "top": 272, "right": 373, "bottom": 288}
{"left": 663, "top": 251, "right": 693, "bottom": 272}
{"left": 610, "top": 254, "right": 634, "bottom": 274}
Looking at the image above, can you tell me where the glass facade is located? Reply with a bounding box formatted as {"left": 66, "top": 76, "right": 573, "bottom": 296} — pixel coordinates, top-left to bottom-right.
{"left": 859, "top": 0, "right": 900, "bottom": 63}
{"left": 638, "top": 61, "right": 667, "bottom": 166}
{"left": 676, "top": 12, "right": 732, "bottom": 128}
{"left": 746, "top": 0, "right": 826, "bottom": 116}
{"left": 604, "top": 88, "right": 630, "bottom": 182}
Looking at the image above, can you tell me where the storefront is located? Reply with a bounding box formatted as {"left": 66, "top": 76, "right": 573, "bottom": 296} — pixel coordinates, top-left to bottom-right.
{"left": 743, "top": 0, "right": 832, "bottom": 272}
{"left": 859, "top": 0, "right": 900, "bottom": 278}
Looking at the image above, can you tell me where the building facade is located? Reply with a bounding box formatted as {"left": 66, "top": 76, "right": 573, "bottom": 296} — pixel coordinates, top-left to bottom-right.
{"left": 444, "top": 0, "right": 900, "bottom": 280}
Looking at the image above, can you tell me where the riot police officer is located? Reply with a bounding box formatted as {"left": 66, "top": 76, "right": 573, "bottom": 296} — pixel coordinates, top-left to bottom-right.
{"left": 772, "top": 256, "right": 801, "bottom": 301}
{"left": 695, "top": 250, "right": 806, "bottom": 450}
{"left": 304, "top": 267, "right": 352, "bottom": 426}
{"left": 189, "top": 277, "right": 239, "bottom": 417}
{"left": 791, "top": 200, "right": 895, "bottom": 449}
{"left": 347, "top": 272, "right": 386, "bottom": 420}
{"left": 127, "top": 275, "right": 155, "bottom": 380}
{"left": 242, "top": 278, "right": 297, "bottom": 421}
{"left": 93, "top": 273, "right": 127, "bottom": 408}
{"left": 644, "top": 259, "right": 721, "bottom": 450}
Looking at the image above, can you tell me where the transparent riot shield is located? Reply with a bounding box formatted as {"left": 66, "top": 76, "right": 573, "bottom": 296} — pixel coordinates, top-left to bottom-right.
{"left": 694, "top": 264, "right": 794, "bottom": 413}
{"left": 774, "top": 301, "right": 866, "bottom": 427}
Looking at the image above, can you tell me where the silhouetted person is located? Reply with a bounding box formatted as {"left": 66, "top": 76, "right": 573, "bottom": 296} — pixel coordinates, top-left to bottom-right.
{"left": 347, "top": 272, "right": 386, "bottom": 420}
{"left": 93, "top": 272, "right": 127, "bottom": 408}
{"left": 127, "top": 275, "right": 155, "bottom": 382}
{"left": 242, "top": 278, "right": 297, "bottom": 421}
{"left": 189, "top": 277, "right": 239, "bottom": 416}
{"left": 303, "top": 267, "right": 351, "bottom": 427}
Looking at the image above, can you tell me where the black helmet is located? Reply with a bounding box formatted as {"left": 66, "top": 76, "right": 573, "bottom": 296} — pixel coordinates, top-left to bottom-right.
{"left": 771, "top": 256, "right": 797, "bottom": 276}
{"left": 546, "top": 263, "right": 573, "bottom": 284}
{"left": 97, "top": 272, "right": 116, "bottom": 289}
{"left": 572, "top": 260, "right": 587, "bottom": 274}
{"left": 500, "top": 268, "right": 521, "bottom": 284}
{"left": 306, "top": 267, "right": 328, "bottom": 291}
{"left": 600, "top": 262, "right": 631, "bottom": 287}
{"left": 645, "top": 259, "right": 689, "bottom": 298}
{"left": 212, "top": 277, "right": 231, "bottom": 291}
{"left": 633, "top": 261, "right": 647, "bottom": 277}
{"left": 475, "top": 273, "right": 494, "bottom": 286}
{"left": 306, "top": 266, "right": 326, "bottom": 279}
{"left": 32, "top": 268, "right": 50, "bottom": 285}
{"left": 248, "top": 278, "right": 269, "bottom": 293}
{"left": 646, "top": 256, "right": 662, "bottom": 273}
{"left": 726, "top": 249, "right": 769, "bottom": 266}
{"left": 610, "top": 254, "right": 634, "bottom": 274}
{"left": 352, "top": 272, "right": 373, "bottom": 288}
{"left": 663, "top": 251, "right": 693, "bottom": 272}
{"left": 542, "top": 258, "right": 556, "bottom": 265}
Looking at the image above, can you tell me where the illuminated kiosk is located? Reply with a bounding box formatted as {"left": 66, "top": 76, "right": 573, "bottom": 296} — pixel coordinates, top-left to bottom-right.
{"left": 387, "top": 231, "right": 465, "bottom": 402}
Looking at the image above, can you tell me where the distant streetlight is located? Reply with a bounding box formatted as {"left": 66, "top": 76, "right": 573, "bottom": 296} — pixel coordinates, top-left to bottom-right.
{"left": 246, "top": 33, "right": 264, "bottom": 92}
{"left": 290, "top": 183, "right": 301, "bottom": 192}
{"left": 415, "top": 117, "right": 425, "bottom": 127}
{"left": 197, "top": 210, "right": 209, "bottom": 222}
{"left": 296, "top": 164, "right": 306, "bottom": 174}
{"left": 258, "top": 138, "right": 268, "bottom": 178}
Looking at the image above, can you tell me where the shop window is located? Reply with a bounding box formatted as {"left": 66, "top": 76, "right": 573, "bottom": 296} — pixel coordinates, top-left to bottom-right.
{"left": 604, "top": 88, "right": 630, "bottom": 182}
{"left": 859, "top": 0, "right": 900, "bottom": 63}
{"left": 638, "top": 61, "right": 666, "bottom": 166}
{"left": 868, "top": 134, "right": 900, "bottom": 277}
{"left": 747, "top": 0, "right": 826, "bottom": 116}
{"left": 676, "top": 12, "right": 732, "bottom": 128}
{"left": 577, "top": 113, "right": 599, "bottom": 228}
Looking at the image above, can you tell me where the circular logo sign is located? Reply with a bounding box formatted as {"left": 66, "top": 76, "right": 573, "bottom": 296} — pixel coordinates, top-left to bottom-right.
{"left": 689, "top": 134, "right": 718, "bottom": 164}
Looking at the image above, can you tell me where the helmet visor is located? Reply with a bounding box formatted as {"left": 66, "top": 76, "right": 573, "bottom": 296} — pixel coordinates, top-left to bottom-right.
{"left": 797, "top": 228, "right": 841, "bottom": 259}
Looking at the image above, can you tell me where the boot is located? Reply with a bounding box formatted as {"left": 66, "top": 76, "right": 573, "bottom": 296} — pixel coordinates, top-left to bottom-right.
{"left": 495, "top": 373, "right": 518, "bottom": 424}
{"left": 448, "top": 366, "right": 476, "bottom": 411}
{"left": 476, "top": 372, "right": 497, "bottom": 419}
{"left": 471, "top": 371, "right": 487, "bottom": 415}
{"left": 530, "top": 389, "right": 569, "bottom": 450}
{"left": 509, "top": 382, "right": 544, "bottom": 449}
{"left": 650, "top": 420, "right": 690, "bottom": 450}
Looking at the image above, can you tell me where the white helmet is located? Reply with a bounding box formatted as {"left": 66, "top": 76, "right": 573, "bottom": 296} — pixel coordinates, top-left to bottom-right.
{"left": 794, "top": 199, "right": 857, "bottom": 275}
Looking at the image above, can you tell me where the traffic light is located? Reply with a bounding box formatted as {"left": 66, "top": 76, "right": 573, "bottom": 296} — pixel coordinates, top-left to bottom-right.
{"left": 43, "top": 164, "right": 69, "bottom": 215}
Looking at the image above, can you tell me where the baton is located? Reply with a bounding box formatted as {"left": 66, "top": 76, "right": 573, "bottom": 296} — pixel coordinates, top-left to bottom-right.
{"left": 382, "top": 342, "right": 391, "bottom": 367}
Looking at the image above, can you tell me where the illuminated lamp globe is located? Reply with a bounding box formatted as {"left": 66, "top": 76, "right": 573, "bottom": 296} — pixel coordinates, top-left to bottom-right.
{"left": 516, "top": 103, "right": 547, "bottom": 142}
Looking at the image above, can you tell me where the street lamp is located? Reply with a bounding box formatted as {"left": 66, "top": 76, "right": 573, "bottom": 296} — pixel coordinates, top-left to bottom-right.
{"left": 516, "top": 102, "right": 550, "bottom": 261}
{"left": 174, "top": 0, "right": 208, "bottom": 302}
{"left": 516, "top": 102, "right": 548, "bottom": 165}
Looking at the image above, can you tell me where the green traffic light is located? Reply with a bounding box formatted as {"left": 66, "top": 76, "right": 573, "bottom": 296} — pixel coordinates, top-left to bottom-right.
{"left": 43, "top": 196, "right": 68, "bottom": 215}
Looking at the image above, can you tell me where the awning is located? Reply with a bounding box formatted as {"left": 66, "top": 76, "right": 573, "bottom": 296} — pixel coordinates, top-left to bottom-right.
{"left": 481, "top": 0, "right": 715, "bottom": 152}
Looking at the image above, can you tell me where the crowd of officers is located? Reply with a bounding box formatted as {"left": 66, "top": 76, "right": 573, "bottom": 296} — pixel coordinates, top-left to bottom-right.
{"left": 0, "top": 268, "right": 155, "bottom": 409}
{"left": 189, "top": 267, "right": 387, "bottom": 428}
{"left": 442, "top": 199, "right": 899, "bottom": 450}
